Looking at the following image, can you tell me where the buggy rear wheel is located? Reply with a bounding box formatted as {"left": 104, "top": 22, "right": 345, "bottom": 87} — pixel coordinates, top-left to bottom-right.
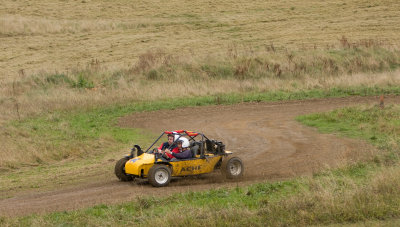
{"left": 221, "top": 156, "right": 244, "bottom": 179}
{"left": 115, "top": 157, "right": 134, "bottom": 181}
{"left": 148, "top": 164, "right": 172, "bottom": 187}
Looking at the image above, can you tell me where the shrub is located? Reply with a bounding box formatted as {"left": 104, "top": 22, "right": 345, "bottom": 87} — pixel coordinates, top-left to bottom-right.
{"left": 71, "top": 74, "right": 95, "bottom": 89}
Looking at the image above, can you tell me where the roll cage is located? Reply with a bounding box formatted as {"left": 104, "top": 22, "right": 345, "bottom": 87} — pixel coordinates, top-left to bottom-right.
{"left": 133, "top": 130, "right": 226, "bottom": 161}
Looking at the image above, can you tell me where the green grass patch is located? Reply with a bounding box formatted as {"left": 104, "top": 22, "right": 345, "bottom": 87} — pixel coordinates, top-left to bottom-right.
{"left": 297, "top": 104, "right": 400, "bottom": 152}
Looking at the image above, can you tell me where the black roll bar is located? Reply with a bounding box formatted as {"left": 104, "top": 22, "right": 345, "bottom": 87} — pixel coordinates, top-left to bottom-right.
{"left": 145, "top": 132, "right": 166, "bottom": 153}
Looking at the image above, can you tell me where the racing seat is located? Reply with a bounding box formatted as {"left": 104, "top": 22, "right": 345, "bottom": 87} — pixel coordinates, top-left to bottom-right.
{"left": 190, "top": 145, "right": 199, "bottom": 157}
{"left": 206, "top": 139, "right": 216, "bottom": 153}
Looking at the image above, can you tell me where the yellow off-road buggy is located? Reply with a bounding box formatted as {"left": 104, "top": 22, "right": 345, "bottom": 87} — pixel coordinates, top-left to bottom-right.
{"left": 115, "top": 130, "right": 244, "bottom": 187}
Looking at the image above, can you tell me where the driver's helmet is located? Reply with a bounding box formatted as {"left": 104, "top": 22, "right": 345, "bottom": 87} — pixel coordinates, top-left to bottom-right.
{"left": 178, "top": 137, "right": 190, "bottom": 148}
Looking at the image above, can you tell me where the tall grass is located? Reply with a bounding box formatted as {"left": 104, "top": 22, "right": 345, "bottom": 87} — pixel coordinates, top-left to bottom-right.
{"left": 1, "top": 41, "right": 399, "bottom": 123}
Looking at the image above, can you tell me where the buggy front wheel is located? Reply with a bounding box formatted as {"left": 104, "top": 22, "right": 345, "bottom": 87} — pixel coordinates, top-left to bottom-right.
{"left": 148, "top": 164, "right": 172, "bottom": 187}
{"left": 221, "top": 156, "right": 244, "bottom": 179}
{"left": 115, "top": 157, "right": 134, "bottom": 182}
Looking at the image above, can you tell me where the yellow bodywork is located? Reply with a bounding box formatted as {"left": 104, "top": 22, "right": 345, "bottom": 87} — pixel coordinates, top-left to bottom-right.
{"left": 124, "top": 151, "right": 232, "bottom": 177}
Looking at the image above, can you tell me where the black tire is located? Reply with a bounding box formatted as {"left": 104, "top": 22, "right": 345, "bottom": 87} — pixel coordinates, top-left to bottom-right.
{"left": 148, "top": 164, "right": 172, "bottom": 187}
{"left": 221, "top": 156, "right": 244, "bottom": 179}
{"left": 115, "top": 157, "right": 134, "bottom": 181}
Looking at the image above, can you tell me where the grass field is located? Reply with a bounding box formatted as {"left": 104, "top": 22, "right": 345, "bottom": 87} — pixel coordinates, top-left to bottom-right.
{"left": 1, "top": 0, "right": 400, "bottom": 125}
{"left": 2, "top": 0, "right": 400, "bottom": 121}
{"left": 2, "top": 0, "right": 400, "bottom": 225}
{"left": 2, "top": 104, "right": 400, "bottom": 226}
{"left": 2, "top": 0, "right": 399, "bottom": 78}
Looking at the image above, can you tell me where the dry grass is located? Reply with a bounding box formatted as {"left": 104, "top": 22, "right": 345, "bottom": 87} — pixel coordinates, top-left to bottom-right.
{"left": 3, "top": 70, "right": 400, "bottom": 118}
{"left": 258, "top": 164, "right": 400, "bottom": 226}
{"left": 1, "top": 44, "right": 399, "bottom": 122}
{"left": 1, "top": 0, "right": 400, "bottom": 122}
{"left": 0, "top": 70, "right": 399, "bottom": 122}
{"left": 1, "top": 0, "right": 400, "bottom": 78}
{"left": 0, "top": 15, "right": 121, "bottom": 36}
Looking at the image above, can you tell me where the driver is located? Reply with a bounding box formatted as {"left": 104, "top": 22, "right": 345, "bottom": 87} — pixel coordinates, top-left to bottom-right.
{"left": 165, "top": 137, "right": 192, "bottom": 160}
{"left": 157, "top": 134, "right": 177, "bottom": 154}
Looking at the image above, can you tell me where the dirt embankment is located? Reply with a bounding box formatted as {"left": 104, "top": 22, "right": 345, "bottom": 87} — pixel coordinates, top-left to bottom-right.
{"left": 1, "top": 96, "right": 398, "bottom": 216}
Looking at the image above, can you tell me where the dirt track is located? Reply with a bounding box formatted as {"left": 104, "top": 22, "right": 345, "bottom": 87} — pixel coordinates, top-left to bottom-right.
{"left": 1, "top": 96, "right": 398, "bottom": 216}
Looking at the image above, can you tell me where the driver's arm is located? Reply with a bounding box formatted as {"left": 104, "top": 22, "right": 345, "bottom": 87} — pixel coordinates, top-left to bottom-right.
{"left": 157, "top": 143, "right": 165, "bottom": 153}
